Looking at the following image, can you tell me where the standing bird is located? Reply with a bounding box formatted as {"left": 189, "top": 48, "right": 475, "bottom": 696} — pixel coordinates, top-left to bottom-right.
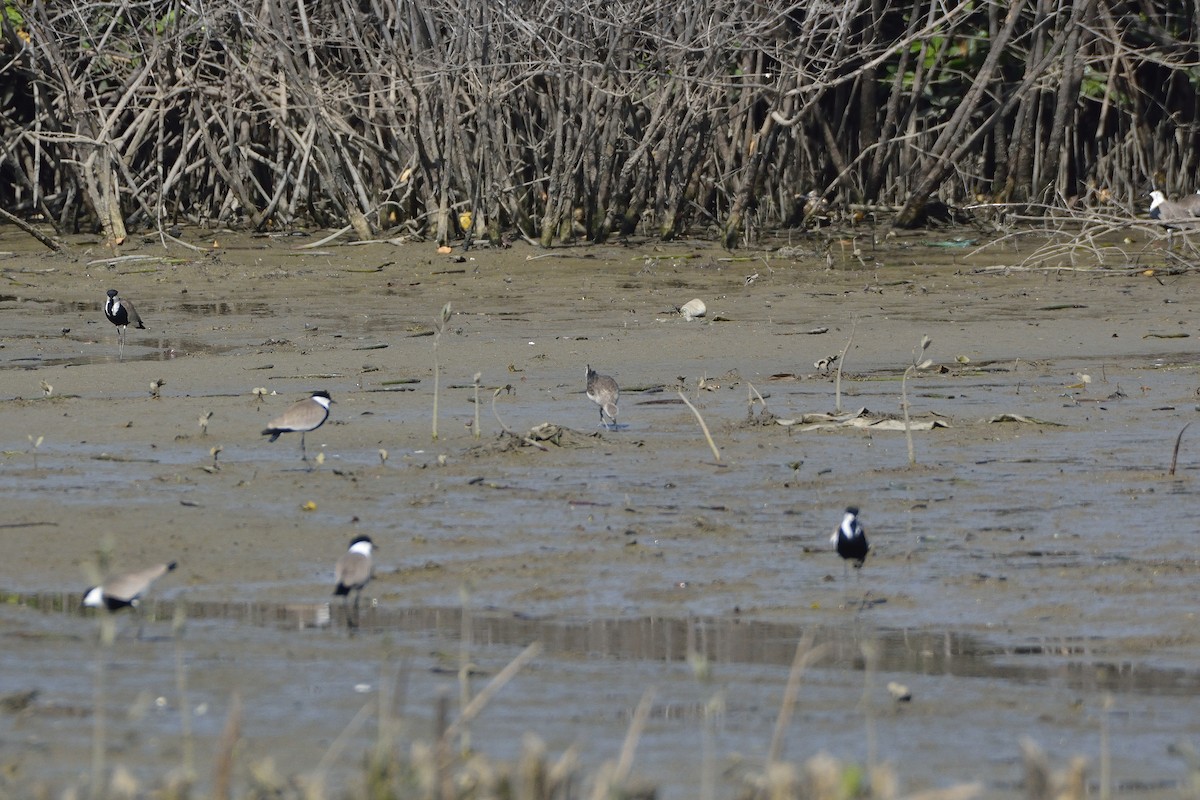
{"left": 334, "top": 535, "right": 375, "bottom": 626}
{"left": 83, "top": 561, "right": 177, "bottom": 612}
{"left": 262, "top": 390, "right": 333, "bottom": 463}
{"left": 831, "top": 507, "right": 869, "bottom": 579}
{"left": 586, "top": 365, "right": 620, "bottom": 430}
{"left": 103, "top": 289, "right": 146, "bottom": 350}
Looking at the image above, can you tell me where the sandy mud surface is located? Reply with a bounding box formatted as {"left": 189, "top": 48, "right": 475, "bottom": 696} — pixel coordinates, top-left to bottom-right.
{"left": 1, "top": 227, "right": 1199, "bottom": 797}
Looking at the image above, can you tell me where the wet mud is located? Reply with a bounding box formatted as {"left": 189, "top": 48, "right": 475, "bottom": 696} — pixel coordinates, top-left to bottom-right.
{"left": 1, "top": 228, "right": 1199, "bottom": 797}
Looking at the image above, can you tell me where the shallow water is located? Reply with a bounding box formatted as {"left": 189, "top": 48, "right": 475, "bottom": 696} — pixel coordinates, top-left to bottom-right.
{"left": 1, "top": 230, "right": 1199, "bottom": 796}
{"left": 3, "top": 595, "right": 1197, "bottom": 797}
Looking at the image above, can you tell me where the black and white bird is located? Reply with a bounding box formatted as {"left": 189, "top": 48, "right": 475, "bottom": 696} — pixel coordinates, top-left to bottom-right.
{"left": 262, "top": 390, "right": 333, "bottom": 463}
{"left": 334, "top": 535, "right": 374, "bottom": 624}
{"left": 103, "top": 289, "right": 145, "bottom": 348}
{"left": 586, "top": 365, "right": 620, "bottom": 430}
{"left": 831, "top": 507, "right": 869, "bottom": 578}
{"left": 83, "top": 561, "right": 177, "bottom": 612}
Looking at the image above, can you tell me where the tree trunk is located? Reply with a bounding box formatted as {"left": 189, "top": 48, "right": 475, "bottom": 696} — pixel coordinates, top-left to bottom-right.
{"left": 722, "top": 112, "right": 778, "bottom": 249}
{"left": 892, "top": 0, "right": 1029, "bottom": 228}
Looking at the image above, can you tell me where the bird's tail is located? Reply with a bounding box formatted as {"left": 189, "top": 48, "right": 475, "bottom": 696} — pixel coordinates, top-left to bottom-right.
{"left": 262, "top": 429, "right": 282, "bottom": 442}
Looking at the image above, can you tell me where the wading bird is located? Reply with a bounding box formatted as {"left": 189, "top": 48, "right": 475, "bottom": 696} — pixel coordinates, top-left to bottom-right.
{"left": 831, "top": 507, "right": 869, "bottom": 580}
{"left": 586, "top": 365, "right": 620, "bottom": 430}
{"left": 262, "top": 390, "right": 333, "bottom": 464}
{"left": 333, "top": 535, "right": 374, "bottom": 627}
{"left": 104, "top": 289, "right": 146, "bottom": 354}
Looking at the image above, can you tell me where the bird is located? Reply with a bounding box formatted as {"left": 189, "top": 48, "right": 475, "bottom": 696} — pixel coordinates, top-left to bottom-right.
{"left": 83, "top": 561, "right": 177, "bottom": 612}
{"left": 831, "top": 506, "right": 869, "bottom": 579}
{"left": 585, "top": 365, "right": 619, "bottom": 429}
{"left": 1175, "top": 191, "right": 1200, "bottom": 217}
{"left": 262, "top": 390, "right": 333, "bottom": 463}
{"left": 103, "top": 289, "right": 145, "bottom": 349}
{"left": 334, "top": 535, "right": 375, "bottom": 625}
{"left": 1149, "top": 190, "right": 1200, "bottom": 223}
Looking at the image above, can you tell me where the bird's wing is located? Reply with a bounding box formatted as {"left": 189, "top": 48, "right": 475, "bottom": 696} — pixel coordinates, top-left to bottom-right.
{"left": 104, "top": 562, "right": 174, "bottom": 601}
{"left": 124, "top": 300, "right": 146, "bottom": 329}
{"left": 335, "top": 552, "right": 371, "bottom": 588}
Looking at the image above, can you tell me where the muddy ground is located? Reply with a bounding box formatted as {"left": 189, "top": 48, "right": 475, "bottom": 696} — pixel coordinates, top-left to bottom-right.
{"left": 1, "top": 225, "right": 1199, "bottom": 798}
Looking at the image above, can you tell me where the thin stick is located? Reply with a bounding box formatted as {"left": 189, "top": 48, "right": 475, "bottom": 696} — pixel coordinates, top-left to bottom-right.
{"left": 311, "top": 698, "right": 375, "bottom": 788}
{"left": 677, "top": 391, "right": 721, "bottom": 463}
{"left": 159, "top": 229, "right": 207, "bottom": 253}
{"left": 441, "top": 641, "right": 542, "bottom": 744}
{"left": 432, "top": 302, "right": 451, "bottom": 441}
{"left": 1169, "top": 421, "right": 1191, "bottom": 476}
{"left": 297, "top": 224, "right": 354, "bottom": 249}
{"left": 491, "top": 385, "right": 514, "bottom": 434}
{"left": 435, "top": 691, "right": 452, "bottom": 800}
{"left": 903, "top": 335, "right": 933, "bottom": 466}
{"left": 458, "top": 588, "right": 473, "bottom": 756}
{"left": 835, "top": 313, "right": 858, "bottom": 414}
{"left": 613, "top": 688, "right": 655, "bottom": 783}
{"left": 91, "top": 617, "right": 113, "bottom": 798}
{"left": 472, "top": 373, "right": 482, "bottom": 438}
{"left": 1100, "top": 693, "right": 1113, "bottom": 800}
{"left": 747, "top": 381, "right": 767, "bottom": 415}
{"left": 861, "top": 641, "right": 879, "bottom": 771}
{"left": 767, "top": 633, "right": 828, "bottom": 763}
{"left": 211, "top": 693, "right": 242, "bottom": 800}
{"left": 903, "top": 364, "right": 917, "bottom": 465}
{"left": 0, "top": 206, "right": 62, "bottom": 252}
{"left": 173, "top": 605, "right": 195, "bottom": 781}
{"left": 589, "top": 688, "right": 655, "bottom": 800}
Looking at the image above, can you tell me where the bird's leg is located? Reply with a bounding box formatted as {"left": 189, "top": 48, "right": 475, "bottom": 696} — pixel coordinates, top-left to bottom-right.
{"left": 299, "top": 433, "right": 308, "bottom": 462}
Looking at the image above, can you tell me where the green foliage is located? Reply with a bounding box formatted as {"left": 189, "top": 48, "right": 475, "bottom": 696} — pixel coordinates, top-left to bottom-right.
{"left": 149, "top": 9, "right": 177, "bottom": 36}
{"left": 2, "top": 1, "right": 23, "bottom": 28}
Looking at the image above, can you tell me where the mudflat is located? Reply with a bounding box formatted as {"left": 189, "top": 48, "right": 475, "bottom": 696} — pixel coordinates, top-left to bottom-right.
{"left": 2, "top": 228, "right": 1199, "bottom": 797}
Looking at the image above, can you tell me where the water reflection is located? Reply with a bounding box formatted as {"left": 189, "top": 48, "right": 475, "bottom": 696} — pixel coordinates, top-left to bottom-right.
{"left": 2, "top": 337, "right": 243, "bottom": 369}
{"left": 175, "top": 301, "right": 272, "bottom": 316}
{"left": 11, "top": 591, "right": 1196, "bottom": 697}
{"left": 0, "top": 296, "right": 273, "bottom": 317}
